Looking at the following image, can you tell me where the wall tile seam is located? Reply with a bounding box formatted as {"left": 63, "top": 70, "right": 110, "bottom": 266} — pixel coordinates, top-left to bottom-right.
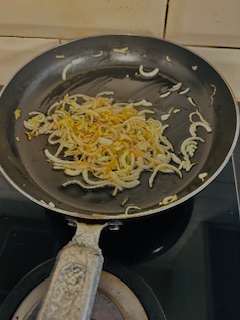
{"left": 0, "top": 35, "right": 61, "bottom": 43}
{"left": 0, "top": 36, "right": 240, "bottom": 52}
{"left": 0, "top": 35, "right": 239, "bottom": 51}
{"left": 183, "top": 44, "right": 240, "bottom": 50}
{"left": 165, "top": 40, "right": 240, "bottom": 50}
{"left": 163, "top": 0, "right": 171, "bottom": 39}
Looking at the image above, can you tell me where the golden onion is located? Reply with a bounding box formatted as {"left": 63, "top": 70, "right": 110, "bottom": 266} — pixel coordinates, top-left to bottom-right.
{"left": 24, "top": 92, "right": 212, "bottom": 196}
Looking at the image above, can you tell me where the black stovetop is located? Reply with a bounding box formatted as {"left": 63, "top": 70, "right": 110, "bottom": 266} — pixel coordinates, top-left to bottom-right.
{"left": 1, "top": 158, "right": 240, "bottom": 320}
{"left": 0, "top": 93, "right": 239, "bottom": 319}
{"left": 135, "top": 156, "right": 240, "bottom": 320}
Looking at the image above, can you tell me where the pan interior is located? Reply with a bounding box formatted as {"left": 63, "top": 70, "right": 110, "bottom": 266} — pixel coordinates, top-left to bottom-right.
{"left": 0, "top": 35, "right": 237, "bottom": 217}
{"left": 5, "top": 67, "right": 215, "bottom": 214}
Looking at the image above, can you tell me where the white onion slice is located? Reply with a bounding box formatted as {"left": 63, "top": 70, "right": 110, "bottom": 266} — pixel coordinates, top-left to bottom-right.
{"left": 165, "top": 56, "right": 172, "bottom": 62}
{"left": 62, "top": 178, "right": 119, "bottom": 190}
{"left": 99, "top": 137, "right": 113, "bottom": 146}
{"left": 92, "top": 51, "right": 103, "bottom": 57}
{"left": 149, "top": 163, "right": 182, "bottom": 188}
{"left": 159, "top": 194, "right": 178, "bottom": 206}
{"left": 198, "top": 172, "right": 208, "bottom": 181}
{"left": 62, "top": 57, "right": 83, "bottom": 80}
{"left": 187, "top": 96, "right": 197, "bottom": 107}
{"left": 170, "top": 82, "right": 182, "bottom": 92}
{"left": 125, "top": 205, "right": 141, "bottom": 215}
{"left": 161, "top": 113, "right": 171, "bottom": 121}
{"left": 109, "top": 171, "right": 140, "bottom": 189}
{"left": 133, "top": 99, "right": 153, "bottom": 107}
{"left": 180, "top": 137, "right": 204, "bottom": 157}
{"left": 189, "top": 121, "right": 212, "bottom": 137}
{"left": 96, "top": 91, "right": 114, "bottom": 97}
{"left": 160, "top": 91, "right": 171, "bottom": 98}
{"left": 62, "top": 63, "right": 72, "bottom": 81}
{"left": 113, "top": 47, "right": 128, "bottom": 53}
{"left": 179, "top": 87, "right": 190, "bottom": 95}
{"left": 139, "top": 65, "right": 159, "bottom": 78}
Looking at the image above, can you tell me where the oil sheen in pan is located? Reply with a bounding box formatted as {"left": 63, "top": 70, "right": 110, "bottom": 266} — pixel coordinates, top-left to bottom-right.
{"left": 17, "top": 66, "right": 213, "bottom": 215}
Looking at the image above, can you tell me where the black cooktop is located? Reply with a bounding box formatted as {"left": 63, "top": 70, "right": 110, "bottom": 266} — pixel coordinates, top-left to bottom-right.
{"left": 1, "top": 158, "right": 240, "bottom": 320}
{"left": 0, "top": 87, "right": 239, "bottom": 319}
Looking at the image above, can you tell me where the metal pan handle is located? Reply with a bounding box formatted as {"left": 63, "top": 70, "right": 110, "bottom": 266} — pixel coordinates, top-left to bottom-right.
{"left": 37, "top": 222, "right": 105, "bottom": 320}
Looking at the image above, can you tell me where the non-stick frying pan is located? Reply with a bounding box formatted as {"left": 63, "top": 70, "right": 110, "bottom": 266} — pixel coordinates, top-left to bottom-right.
{"left": 0, "top": 35, "right": 238, "bottom": 319}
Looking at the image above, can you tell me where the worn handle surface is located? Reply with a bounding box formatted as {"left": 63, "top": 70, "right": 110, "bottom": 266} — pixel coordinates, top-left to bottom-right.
{"left": 37, "top": 222, "right": 105, "bottom": 320}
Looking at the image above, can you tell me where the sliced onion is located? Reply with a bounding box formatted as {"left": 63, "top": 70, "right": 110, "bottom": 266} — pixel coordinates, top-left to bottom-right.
{"left": 125, "top": 205, "right": 141, "bottom": 215}
{"left": 187, "top": 96, "right": 197, "bottom": 107}
{"left": 165, "top": 56, "right": 172, "bottom": 62}
{"left": 62, "top": 62, "right": 73, "bottom": 81}
{"left": 92, "top": 51, "right": 103, "bottom": 57}
{"left": 44, "top": 149, "right": 78, "bottom": 165}
{"left": 159, "top": 194, "right": 178, "bottom": 206}
{"left": 133, "top": 99, "right": 153, "bottom": 107}
{"left": 139, "top": 65, "right": 159, "bottom": 78}
{"left": 161, "top": 113, "right": 171, "bottom": 121}
{"left": 170, "top": 82, "right": 182, "bottom": 91}
{"left": 62, "top": 58, "right": 83, "bottom": 80}
{"left": 62, "top": 178, "right": 119, "bottom": 190}
{"left": 189, "top": 121, "right": 212, "bottom": 137}
{"left": 96, "top": 91, "right": 114, "bottom": 97}
{"left": 173, "top": 108, "right": 180, "bottom": 114}
{"left": 138, "top": 109, "right": 155, "bottom": 115}
{"left": 179, "top": 87, "right": 190, "bottom": 95}
{"left": 24, "top": 90, "right": 213, "bottom": 198}
{"left": 171, "top": 153, "right": 182, "bottom": 164}
{"left": 149, "top": 163, "right": 182, "bottom": 188}
{"left": 99, "top": 137, "right": 113, "bottom": 146}
{"left": 198, "top": 172, "right": 208, "bottom": 181}
{"left": 159, "top": 91, "right": 171, "bottom": 98}
{"left": 180, "top": 137, "right": 204, "bottom": 157}
{"left": 109, "top": 171, "right": 140, "bottom": 189}
{"left": 210, "top": 84, "right": 217, "bottom": 106}
{"left": 64, "top": 169, "right": 81, "bottom": 176}
{"left": 113, "top": 47, "right": 128, "bottom": 53}
{"left": 185, "top": 162, "right": 197, "bottom": 172}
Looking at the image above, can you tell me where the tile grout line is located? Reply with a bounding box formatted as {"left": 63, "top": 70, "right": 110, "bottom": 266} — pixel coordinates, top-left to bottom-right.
{"left": 163, "top": 0, "right": 171, "bottom": 39}
{"left": 0, "top": 35, "right": 239, "bottom": 51}
{"left": 184, "top": 43, "right": 240, "bottom": 50}
{"left": 0, "top": 34, "right": 61, "bottom": 41}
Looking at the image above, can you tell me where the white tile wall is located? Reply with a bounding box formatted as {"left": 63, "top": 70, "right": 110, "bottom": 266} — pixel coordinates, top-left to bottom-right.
{"left": 187, "top": 46, "right": 240, "bottom": 101}
{"left": 165, "top": 0, "right": 240, "bottom": 47}
{"left": 0, "top": 37, "right": 59, "bottom": 85}
{"left": 0, "top": 0, "right": 239, "bottom": 101}
{"left": 0, "top": 0, "right": 168, "bottom": 39}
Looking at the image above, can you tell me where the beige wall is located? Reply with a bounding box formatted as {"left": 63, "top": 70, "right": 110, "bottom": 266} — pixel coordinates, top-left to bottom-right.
{"left": 0, "top": 0, "right": 167, "bottom": 39}
{"left": 0, "top": 0, "right": 240, "bottom": 99}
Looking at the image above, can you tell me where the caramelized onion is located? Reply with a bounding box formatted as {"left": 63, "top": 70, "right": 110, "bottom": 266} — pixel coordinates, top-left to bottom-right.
{"left": 24, "top": 91, "right": 212, "bottom": 197}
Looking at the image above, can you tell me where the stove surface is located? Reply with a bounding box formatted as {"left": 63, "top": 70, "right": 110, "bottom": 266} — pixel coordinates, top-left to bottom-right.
{"left": 134, "top": 157, "right": 240, "bottom": 320}
{"left": 0, "top": 83, "right": 239, "bottom": 319}
{"left": 1, "top": 158, "right": 240, "bottom": 319}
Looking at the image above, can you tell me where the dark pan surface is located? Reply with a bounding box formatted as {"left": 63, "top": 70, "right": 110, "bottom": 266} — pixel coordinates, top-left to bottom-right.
{"left": 0, "top": 35, "right": 238, "bottom": 219}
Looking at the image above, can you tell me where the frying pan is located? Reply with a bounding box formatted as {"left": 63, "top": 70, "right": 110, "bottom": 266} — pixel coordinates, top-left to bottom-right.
{"left": 0, "top": 35, "right": 238, "bottom": 319}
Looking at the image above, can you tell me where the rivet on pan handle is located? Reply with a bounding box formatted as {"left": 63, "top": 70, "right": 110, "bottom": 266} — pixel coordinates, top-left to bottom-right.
{"left": 37, "top": 222, "right": 106, "bottom": 320}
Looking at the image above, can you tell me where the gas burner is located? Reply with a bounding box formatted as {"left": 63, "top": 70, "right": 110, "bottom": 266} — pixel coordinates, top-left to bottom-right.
{"left": 13, "top": 274, "right": 146, "bottom": 320}
{"left": 0, "top": 259, "right": 166, "bottom": 320}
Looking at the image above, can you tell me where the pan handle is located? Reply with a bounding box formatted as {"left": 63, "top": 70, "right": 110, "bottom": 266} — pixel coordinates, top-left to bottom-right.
{"left": 37, "top": 222, "right": 105, "bottom": 320}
